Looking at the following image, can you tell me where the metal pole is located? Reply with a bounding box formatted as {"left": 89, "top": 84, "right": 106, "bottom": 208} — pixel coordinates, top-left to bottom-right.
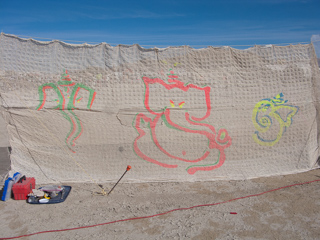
{"left": 108, "top": 165, "right": 131, "bottom": 195}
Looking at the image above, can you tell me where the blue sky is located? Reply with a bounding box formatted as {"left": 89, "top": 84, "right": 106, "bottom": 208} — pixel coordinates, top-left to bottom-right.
{"left": 0, "top": 0, "right": 319, "bottom": 48}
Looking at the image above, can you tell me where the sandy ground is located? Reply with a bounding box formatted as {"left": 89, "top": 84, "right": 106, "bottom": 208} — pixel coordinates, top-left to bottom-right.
{"left": 0, "top": 169, "right": 319, "bottom": 240}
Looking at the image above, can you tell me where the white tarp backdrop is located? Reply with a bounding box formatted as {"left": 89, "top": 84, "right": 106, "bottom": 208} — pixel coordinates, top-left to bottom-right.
{"left": 0, "top": 33, "right": 319, "bottom": 183}
{"left": 311, "top": 35, "right": 320, "bottom": 58}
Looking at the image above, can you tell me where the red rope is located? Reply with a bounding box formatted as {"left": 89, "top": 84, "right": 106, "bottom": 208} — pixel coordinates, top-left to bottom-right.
{"left": 1, "top": 179, "right": 319, "bottom": 240}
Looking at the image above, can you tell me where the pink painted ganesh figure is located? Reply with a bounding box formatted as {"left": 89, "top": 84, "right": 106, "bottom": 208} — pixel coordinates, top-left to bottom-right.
{"left": 133, "top": 70, "right": 231, "bottom": 174}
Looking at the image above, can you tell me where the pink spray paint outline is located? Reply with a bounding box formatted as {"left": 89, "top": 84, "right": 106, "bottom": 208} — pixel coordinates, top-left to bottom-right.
{"left": 133, "top": 72, "right": 232, "bottom": 174}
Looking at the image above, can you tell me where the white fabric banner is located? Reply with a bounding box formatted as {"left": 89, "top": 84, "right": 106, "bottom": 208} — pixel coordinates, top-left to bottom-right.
{"left": 0, "top": 33, "right": 319, "bottom": 183}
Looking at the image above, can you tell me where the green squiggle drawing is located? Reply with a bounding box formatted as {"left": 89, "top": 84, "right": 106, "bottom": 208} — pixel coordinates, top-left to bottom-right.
{"left": 37, "top": 70, "right": 97, "bottom": 153}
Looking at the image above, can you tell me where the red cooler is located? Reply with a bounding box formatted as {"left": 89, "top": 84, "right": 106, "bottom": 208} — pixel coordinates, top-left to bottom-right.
{"left": 12, "top": 177, "right": 36, "bottom": 200}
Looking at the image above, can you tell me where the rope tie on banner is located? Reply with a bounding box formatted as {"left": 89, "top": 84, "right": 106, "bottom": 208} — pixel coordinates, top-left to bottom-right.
{"left": 0, "top": 77, "right": 108, "bottom": 196}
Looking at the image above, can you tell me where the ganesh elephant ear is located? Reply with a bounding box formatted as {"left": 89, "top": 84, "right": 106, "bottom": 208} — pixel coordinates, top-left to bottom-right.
{"left": 142, "top": 76, "right": 211, "bottom": 120}
{"left": 142, "top": 77, "right": 173, "bottom": 115}
{"left": 37, "top": 83, "right": 64, "bottom": 110}
{"left": 274, "top": 105, "right": 299, "bottom": 126}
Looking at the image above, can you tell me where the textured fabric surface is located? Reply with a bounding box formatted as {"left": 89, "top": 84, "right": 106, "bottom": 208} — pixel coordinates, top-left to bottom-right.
{"left": 0, "top": 33, "right": 319, "bottom": 183}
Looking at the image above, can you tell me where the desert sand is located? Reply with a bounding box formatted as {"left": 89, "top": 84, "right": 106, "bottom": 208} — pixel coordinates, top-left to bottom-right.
{"left": 0, "top": 168, "right": 319, "bottom": 240}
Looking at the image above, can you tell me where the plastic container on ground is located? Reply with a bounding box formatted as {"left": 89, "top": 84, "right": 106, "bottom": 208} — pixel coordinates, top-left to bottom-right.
{"left": 12, "top": 177, "right": 35, "bottom": 200}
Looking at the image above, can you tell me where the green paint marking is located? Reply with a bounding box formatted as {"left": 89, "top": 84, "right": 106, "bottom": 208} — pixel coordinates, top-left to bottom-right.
{"left": 220, "top": 132, "right": 226, "bottom": 140}
{"left": 68, "top": 109, "right": 82, "bottom": 145}
{"left": 186, "top": 152, "right": 221, "bottom": 171}
{"left": 59, "top": 110, "right": 74, "bottom": 147}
